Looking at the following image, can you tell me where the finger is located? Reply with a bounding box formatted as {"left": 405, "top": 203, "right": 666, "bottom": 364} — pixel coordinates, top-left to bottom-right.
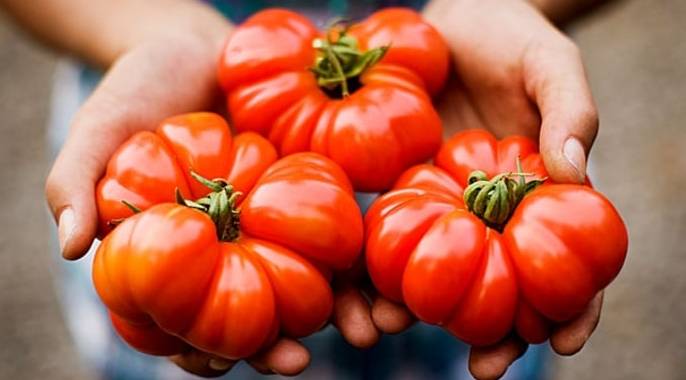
{"left": 248, "top": 338, "right": 310, "bottom": 376}
{"left": 371, "top": 296, "right": 414, "bottom": 334}
{"left": 45, "top": 89, "right": 130, "bottom": 260}
{"left": 332, "top": 285, "right": 379, "bottom": 349}
{"left": 469, "top": 336, "right": 528, "bottom": 380}
{"left": 551, "top": 291, "right": 603, "bottom": 355}
{"left": 45, "top": 36, "right": 219, "bottom": 260}
{"left": 170, "top": 349, "right": 236, "bottom": 378}
{"left": 524, "top": 35, "right": 599, "bottom": 184}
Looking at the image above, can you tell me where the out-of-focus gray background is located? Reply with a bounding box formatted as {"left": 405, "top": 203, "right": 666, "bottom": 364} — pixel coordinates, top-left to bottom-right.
{"left": 0, "top": 0, "right": 684, "bottom": 379}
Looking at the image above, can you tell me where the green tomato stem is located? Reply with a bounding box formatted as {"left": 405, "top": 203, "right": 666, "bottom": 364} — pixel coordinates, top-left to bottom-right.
{"left": 176, "top": 171, "right": 241, "bottom": 242}
{"left": 463, "top": 157, "right": 546, "bottom": 231}
{"left": 311, "top": 21, "right": 389, "bottom": 98}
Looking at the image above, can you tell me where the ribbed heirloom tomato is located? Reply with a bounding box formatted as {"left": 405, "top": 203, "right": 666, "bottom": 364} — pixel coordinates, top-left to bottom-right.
{"left": 94, "top": 112, "right": 363, "bottom": 360}
{"left": 365, "top": 129, "right": 628, "bottom": 346}
{"left": 218, "top": 8, "right": 449, "bottom": 191}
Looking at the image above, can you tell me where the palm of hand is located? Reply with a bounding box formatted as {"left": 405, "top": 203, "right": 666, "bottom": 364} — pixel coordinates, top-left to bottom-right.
{"left": 435, "top": 43, "right": 541, "bottom": 139}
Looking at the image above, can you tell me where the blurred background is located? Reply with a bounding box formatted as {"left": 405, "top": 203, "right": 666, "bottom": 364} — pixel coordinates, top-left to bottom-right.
{"left": 0, "top": 0, "right": 684, "bottom": 379}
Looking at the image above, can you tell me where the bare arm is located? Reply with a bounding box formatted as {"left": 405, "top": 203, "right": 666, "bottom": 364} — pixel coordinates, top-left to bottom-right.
{"left": 0, "top": 0, "right": 230, "bottom": 67}
{"left": 529, "top": 0, "right": 613, "bottom": 24}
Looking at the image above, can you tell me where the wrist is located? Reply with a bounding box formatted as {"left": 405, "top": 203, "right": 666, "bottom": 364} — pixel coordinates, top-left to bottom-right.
{"left": 423, "top": 0, "right": 536, "bottom": 46}
{"left": 87, "top": 1, "right": 232, "bottom": 67}
{"left": 528, "top": 0, "right": 604, "bottom": 24}
{"left": 527, "top": 0, "right": 568, "bottom": 23}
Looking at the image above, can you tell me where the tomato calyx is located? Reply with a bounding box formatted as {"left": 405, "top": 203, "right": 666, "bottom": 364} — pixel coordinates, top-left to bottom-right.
{"left": 463, "top": 159, "right": 545, "bottom": 232}
{"left": 176, "top": 171, "right": 242, "bottom": 242}
{"left": 106, "top": 200, "right": 142, "bottom": 228}
{"left": 311, "top": 20, "right": 389, "bottom": 98}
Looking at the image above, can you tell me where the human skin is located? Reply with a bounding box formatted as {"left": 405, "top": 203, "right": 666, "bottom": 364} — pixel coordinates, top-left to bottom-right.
{"left": 363, "top": 1, "right": 609, "bottom": 379}
{"left": 0, "top": 0, "right": 605, "bottom": 378}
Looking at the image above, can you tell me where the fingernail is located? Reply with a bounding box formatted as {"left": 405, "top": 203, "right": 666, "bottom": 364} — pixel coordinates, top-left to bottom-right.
{"left": 563, "top": 137, "right": 587, "bottom": 182}
{"left": 208, "top": 358, "right": 232, "bottom": 371}
{"left": 58, "top": 208, "right": 75, "bottom": 256}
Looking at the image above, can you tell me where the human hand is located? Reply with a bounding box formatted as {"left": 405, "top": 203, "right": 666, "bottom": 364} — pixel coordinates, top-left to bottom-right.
{"left": 468, "top": 292, "right": 603, "bottom": 380}
{"left": 425, "top": 0, "right": 598, "bottom": 185}
{"left": 346, "top": 1, "right": 603, "bottom": 378}
{"left": 40, "top": 3, "right": 410, "bottom": 375}
{"left": 170, "top": 339, "right": 310, "bottom": 377}
{"left": 41, "top": 2, "right": 317, "bottom": 377}
{"left": 330, "top": 260, "right": 415, "bottom": 349}
{"left": 45, "top": 2, "right": 231, "bottom": 261}
{"left": 423, "top": 0, "right": 599, "bottom": 377}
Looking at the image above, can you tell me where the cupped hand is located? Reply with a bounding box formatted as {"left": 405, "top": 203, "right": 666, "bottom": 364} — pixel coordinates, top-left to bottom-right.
{"left": 41, "top": 5, "right": 409, "bottom": 376}
{"left": 346, "top": 1, "right": 603, "bottom": 379}
{"left": 426, "top": 0, "right": 598, "bottom": 185}
{"left": 45, "top": 8, "right": 231, "bottom": 261}
{"left": 423, "top": 1, "right": 602, "bottom": 375}
{"left": 41, "top": 5, "right": 317, "bottom": 377}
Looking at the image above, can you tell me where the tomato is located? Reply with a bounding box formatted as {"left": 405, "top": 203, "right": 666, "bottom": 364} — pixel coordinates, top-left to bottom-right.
{"left": 93, "top": 112, "right": 364, "bottom": 359}
{"left": 218, "top": 8, "right": 449, "bottom": 191}
{"left": 365, "top": 129, "right": 628, "bottom": 346}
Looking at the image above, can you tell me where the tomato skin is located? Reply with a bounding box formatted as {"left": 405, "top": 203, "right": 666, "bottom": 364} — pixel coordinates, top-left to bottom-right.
{"left": 350, "top": 7, "right": 450, "bottom": 96}
{"left": 219, "top": 8, "right": 449, "bottom": 191}
{"left": 442, "top": 230, "right": 518, "bottom": 347}
{"left": 366, "top": 193, "right": 458, "bottom": 301}
{"left": 365, "top": 129, "right": 628, "bottom": 346}
{"left": 434, "top": 129, "right": 545, "bottom": 187}
{"left": 94, "top": 113, "right": 362, "bottom": 360}
{"left": 109, "top": 313, "right": 188, "bottom": 356}
{"left": 504, "top": 184, "right": 628, "bottom": 322}
{"left": 310, "top": 82, "right": 442, "bottom": 191}
{"left": 157, "top": 113, "right": 234, "bottom": 198}
{"left": 514, "top": 300, "right": 551, "bottom": 344}
{"left": 95, "top": 131, "right": 192, "bottom": 236}
{"left": 96, "top": 112, "right": 277, "bottom": 237}
{"left": 240, "top": 153, "right": 363, "bottom": 270}
{"left": 401, "top": 210, "right": 489, "bottom": 325}
{"left": 217, "top": 8, "right": 318, "bottom": 90}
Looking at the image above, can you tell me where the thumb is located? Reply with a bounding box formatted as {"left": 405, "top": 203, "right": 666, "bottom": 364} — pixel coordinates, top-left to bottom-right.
{"left": 45, "top": 87, "right": 136, "bottom": 260}
{"left": 525, "top": 36, "right": 599, "bottom": 184}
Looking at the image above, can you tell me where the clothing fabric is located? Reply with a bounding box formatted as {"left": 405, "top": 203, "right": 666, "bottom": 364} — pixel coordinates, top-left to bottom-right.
{"left": 48, "top": 1, "right": 551, "bottom": 379}
{"left": 206, "top": 0, "right": 429, "bottom": 23}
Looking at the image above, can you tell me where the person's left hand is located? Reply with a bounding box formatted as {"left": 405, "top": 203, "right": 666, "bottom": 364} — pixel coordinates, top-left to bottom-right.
{"left": 340, "top": 1, "right": 604, "bottom": 379}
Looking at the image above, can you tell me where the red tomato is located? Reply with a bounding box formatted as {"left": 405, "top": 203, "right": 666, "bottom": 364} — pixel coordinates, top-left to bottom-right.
{"left": 94, "top": 112, "right": 363, "bottom": 359}
{"left": 218, "top": 8, "right": 449, "bottom": 191}
{"left": 365, "top": 129, "right": 628, "bottom": 346}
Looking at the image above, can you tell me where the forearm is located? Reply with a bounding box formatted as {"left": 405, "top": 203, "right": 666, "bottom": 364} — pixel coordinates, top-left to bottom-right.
{"left": 425, "top": 0, "right": 611, "bottom": 26}
{"left": 0, "top": 0, "right": 231, "bottom": 68}
{"left": 529, "top": 0, "right": 612, "bottom": 24}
